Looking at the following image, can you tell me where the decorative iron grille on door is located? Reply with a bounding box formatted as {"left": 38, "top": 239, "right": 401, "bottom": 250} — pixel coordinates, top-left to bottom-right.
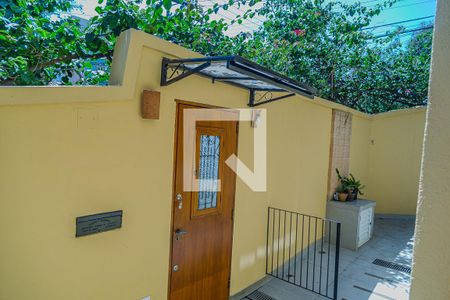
{"left": 266, "top": 207, "right": 341, "bottom": 300}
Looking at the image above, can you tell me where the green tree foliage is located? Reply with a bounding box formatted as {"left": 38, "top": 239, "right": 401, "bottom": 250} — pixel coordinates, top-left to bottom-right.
{"left": 0, "top": 0, "right": 249, "bottom": 85}
{"left": 0, "top": 0, "right": 432, "bottom": 113}
{"left": 1, "top": 0, "right": 88, "bottom": 85}
{"left": 239, "top": 0, "right": 432, "bottom": 113}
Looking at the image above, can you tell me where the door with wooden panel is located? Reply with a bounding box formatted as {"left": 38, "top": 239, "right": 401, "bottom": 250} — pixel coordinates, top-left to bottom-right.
{"left": 169, "top": 102, "right": 238, "bottom": 300}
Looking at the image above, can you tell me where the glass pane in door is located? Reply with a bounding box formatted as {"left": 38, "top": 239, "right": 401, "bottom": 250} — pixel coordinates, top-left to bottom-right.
{"left": 197, "top": 134, "right": 221, "bottom": 210}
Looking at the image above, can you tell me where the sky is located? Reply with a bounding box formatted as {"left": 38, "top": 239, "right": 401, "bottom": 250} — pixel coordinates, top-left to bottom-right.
{"left": 74, "top": 0, "right": 437, "bottom": 38}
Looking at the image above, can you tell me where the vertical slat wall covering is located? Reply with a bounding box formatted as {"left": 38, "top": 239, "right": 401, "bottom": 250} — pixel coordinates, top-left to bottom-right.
{"left": 327, "top": 110, "right": 353, "bottom": 200}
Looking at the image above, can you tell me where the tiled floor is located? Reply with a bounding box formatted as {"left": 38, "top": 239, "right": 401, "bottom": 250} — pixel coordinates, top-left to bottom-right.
{"left": 244, "top": 217, "right": 415, "bottom": 300}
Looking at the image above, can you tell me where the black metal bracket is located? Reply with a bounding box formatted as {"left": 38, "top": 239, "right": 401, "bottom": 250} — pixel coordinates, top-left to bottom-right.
{"left": 160, "top": 57, "right": 211, "bottom": 86}
{"left": 248, "top": 89, "right": 296, "bottom": 107}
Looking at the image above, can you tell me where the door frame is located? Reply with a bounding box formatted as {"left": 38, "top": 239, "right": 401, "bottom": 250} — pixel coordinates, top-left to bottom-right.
{"left": 167, "top": 99, "right": 239, "bottom": 299}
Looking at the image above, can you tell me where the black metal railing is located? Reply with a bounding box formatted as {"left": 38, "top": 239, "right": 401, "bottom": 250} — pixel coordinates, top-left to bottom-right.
{"left": 266, "top": 207, "right": 341, "bottom": 300}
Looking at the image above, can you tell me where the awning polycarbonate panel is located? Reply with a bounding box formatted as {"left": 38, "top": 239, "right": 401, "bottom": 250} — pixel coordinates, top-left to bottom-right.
{"left": 184, "top": 62, "right": 285, "bottom": 91}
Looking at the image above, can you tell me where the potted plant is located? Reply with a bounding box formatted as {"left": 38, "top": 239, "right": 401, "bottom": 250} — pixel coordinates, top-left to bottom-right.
{"left": 335, "top": 185, "right": 349, "bottom": 202}
{"left": 335, "top": 169, "right": 365, "bottom": 201}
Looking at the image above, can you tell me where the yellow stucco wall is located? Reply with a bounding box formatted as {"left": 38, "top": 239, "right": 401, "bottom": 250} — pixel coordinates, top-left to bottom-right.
{"left": 265, "top": 99, "right": 331, "bottom": 215}
{"left": 349, "top": 115, "right": 371, "bottom": 192}
{"left": 368, "top": 109, "right": 426, "bottom": 215}
{"left": 410, "top": 0, "right": 450, "bottom": 298}
{"left": 350, "top": 108, "right": 426, "bottom": 215}
{"left": 0, "top": 28, "right": 430, "bottom": 300}
{"left": 0, "top": 30, "right": 335, "bottom": 299}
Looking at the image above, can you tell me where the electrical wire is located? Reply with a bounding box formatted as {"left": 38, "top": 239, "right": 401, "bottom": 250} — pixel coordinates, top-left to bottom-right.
{"left": 372, "top": 0, "right": 436, "bottom": 11}
{"left": 371, "top": 24, "right": 433, "bottom": 38}
{"left": 199, "top": 0, "right": 436, "bottom": 37}
{"left": 363, "top": 15, "right": 434, "bottom": 30}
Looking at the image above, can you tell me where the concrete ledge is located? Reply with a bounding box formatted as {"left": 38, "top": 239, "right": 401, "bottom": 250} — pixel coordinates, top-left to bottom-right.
{"left": 370, "top": 106, "right": 427, "bottom": 120}
{"left": 375, "top": 213, "right": 416, "bottom": 220}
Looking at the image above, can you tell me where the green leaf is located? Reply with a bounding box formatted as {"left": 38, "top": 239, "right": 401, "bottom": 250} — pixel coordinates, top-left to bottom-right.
{"left": 163, "top": 0, "right": 172, "bottom": 10}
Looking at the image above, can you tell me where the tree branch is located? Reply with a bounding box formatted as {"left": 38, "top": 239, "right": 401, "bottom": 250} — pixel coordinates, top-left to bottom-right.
{"left": 0, "top": 51, "right": 114, "bottom": 85}
{"left": 31, "top": 51, "right": 113, "bottom": 71}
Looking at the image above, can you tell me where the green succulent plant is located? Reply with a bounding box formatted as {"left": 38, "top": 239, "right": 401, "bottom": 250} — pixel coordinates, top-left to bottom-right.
{"left": 336, "top": 168, "right": 365, "bottom": 195}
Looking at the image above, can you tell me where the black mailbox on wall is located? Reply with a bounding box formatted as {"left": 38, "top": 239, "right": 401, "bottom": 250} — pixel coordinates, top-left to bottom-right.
{"left": 76, "top": 210, "right": 123, "bottom": 237}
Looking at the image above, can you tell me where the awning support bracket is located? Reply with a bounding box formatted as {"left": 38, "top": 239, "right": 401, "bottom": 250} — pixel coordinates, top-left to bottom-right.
{"left": 248, "top": 89, "right": 296, "bottom": 107}
{"left": 161, "top": 58, "right": 211, "bottom": 86}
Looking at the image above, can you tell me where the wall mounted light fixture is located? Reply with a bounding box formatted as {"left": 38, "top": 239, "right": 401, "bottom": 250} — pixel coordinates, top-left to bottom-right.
{"left": 141, "top": 90, "right": 160, "bottom": 119}
{"left": 251, "top": 109, "right": 262, "bottom": 128}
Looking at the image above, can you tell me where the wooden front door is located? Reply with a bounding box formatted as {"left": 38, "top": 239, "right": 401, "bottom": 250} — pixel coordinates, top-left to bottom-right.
{"left": 169, "top": 102, "right": 238, "bottom": 300}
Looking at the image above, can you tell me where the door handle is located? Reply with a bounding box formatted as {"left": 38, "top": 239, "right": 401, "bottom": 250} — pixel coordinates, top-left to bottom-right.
{"left": 175, "top": 229, "right": 188, "bottom": 240}
{"left": 175, "top": 229, "right": 188, "bottom": 235}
